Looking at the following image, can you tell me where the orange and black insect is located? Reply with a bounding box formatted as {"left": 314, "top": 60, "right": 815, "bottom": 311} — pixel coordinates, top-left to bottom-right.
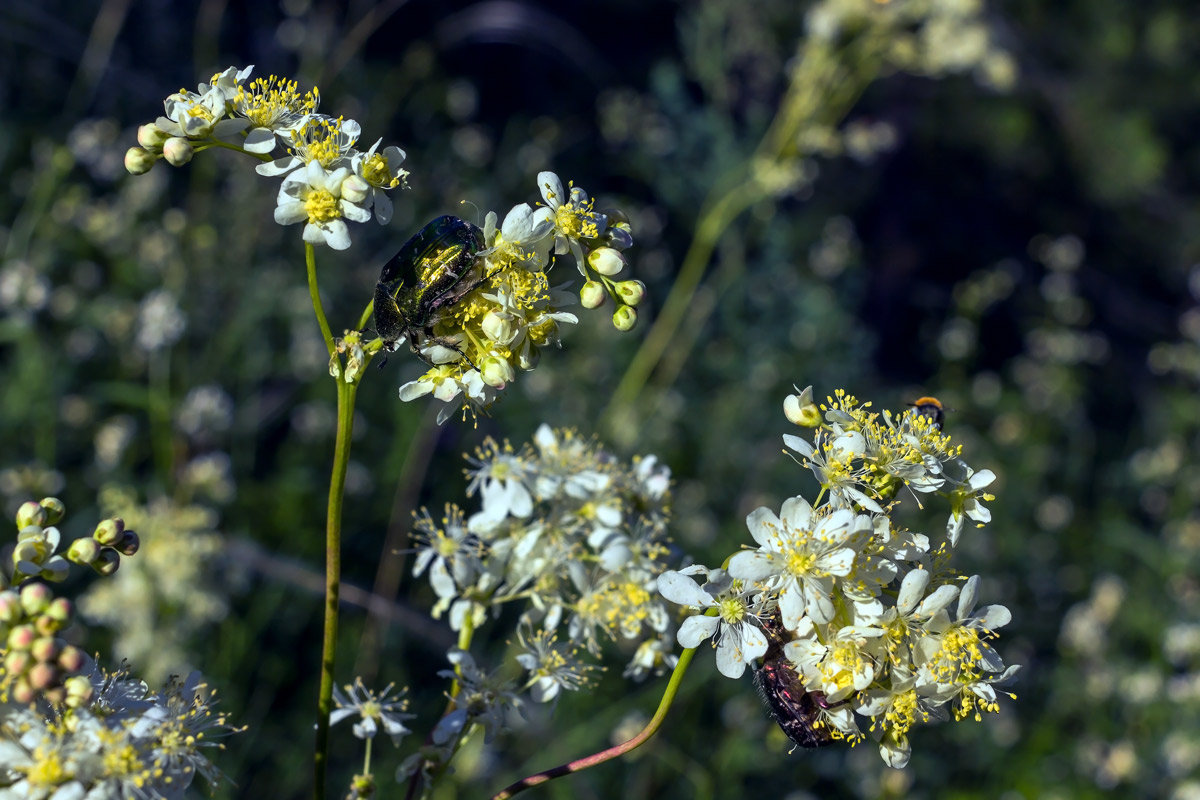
{"left": 754, "top": 612, "right": 836, "bottom": 749}
{"left": 910, "top": 396, "right": 945, "bottom": 429}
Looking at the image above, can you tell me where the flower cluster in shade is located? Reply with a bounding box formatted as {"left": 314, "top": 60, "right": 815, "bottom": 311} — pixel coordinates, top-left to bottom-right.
{"left": 125, "top": 65, "right": 408, "bottom": 250}
{"left": 391, "top": 172, "right": 644, "bottom": 422}
{"left": 411, "top": 425, "right": 675, "bottom": 708}
{"left": 657, "top": 387, "right": 1018, "bottom": 767}
{"left": 0, "top": 667, "right": 239, "bottom": 799}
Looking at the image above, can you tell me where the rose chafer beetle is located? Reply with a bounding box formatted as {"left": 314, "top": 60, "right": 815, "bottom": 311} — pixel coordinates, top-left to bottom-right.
{"left": 754, "top": 611, "right": 838, "bottom": 749}
{"left": 373, "top": 215, "right": 487, "bottom": 366}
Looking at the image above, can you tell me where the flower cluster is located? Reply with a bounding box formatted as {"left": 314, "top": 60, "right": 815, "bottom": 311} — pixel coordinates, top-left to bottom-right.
{"left": 389, "top": 173, "right": 643, "bottom": 422}
{"left": 411, "top": 425, "right": 674, "bottom": 698}
{"left": 658, "top": 388, "right": 1018, "bottom": 767}
{"left": 0, "top": 667, "right": 239, "bottom": 798}
{"left": 125, "top": 66, "right": 408, "bottom": 250}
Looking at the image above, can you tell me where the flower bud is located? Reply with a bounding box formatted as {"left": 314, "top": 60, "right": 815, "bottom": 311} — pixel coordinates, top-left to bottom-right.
{"left": 162, "top": 137, "right": 194, "bottom": 167}
{"left": 19, "top": 583, "right": 51, "bottom": 616}
{"left": 614, "top": 280, "right": 646, "bottom": 307}
{"left": 606, "top": 225, "right": 634, "bottom": 251}
{"left": 613, "top": 305, "right": 638, "bottom": 331}
{"left": 64, "top": 675, "right": 94, "bottom": 708}
{"left": 783, "top": 386, "right": 822, "bottom": 427}
{"left": 480, "top": 355, "right": 514, "bottom": 388}
{"left": 0, "top": 591, "right": 20, "bottom": 623}
{"left": 341, "top": 174, "right": 370, "bottom": 204}
{"left": 8, "top": 625, "right": 35, "bottom": 650}
{"left": 58, "top": 646, "right": 85, "bottom": 674}
{"left": 588, "top": 247, "right": 626, "bottom": 276}
{"left": 481, "top": 311, "right": 517, "bottom": 345}
{"left": 28, "top": 661, "right": 57, "bottom": 691}
{"left": 39, "top": 498, "right": 65, "bottom": 526}
{"left": 5, "top": 651, "right": 30, "bottom": 675}
{"left": 580, "top": 280, "right": 606, "bottom": 309}
{"left": 137, "top": 122, "right": 170, "bottom": 149}
{"left": 116, "top": 531, "right": 140, "bottom": 557}
{"left": 42, "top": 686, "right": 66, "bottom": 706}
{"left": 46, "top": 597, "right": 72, "bottom": 624}
{"left": 31, "top": 637, "right": 59, "bottom": 663}
{"left": 94, "top": 549, "right": 120, "bottom": 576}
{"left": 124, "top": 146, "right": 157, "bottom": 175}
{"left": 67, "top": 537, "right": 101, "bottom": 566}
{"left": 16, "top": 502, "right": 45, "bottom": 529}
{"left": 11, "top": 679, "right": 34, "bottom": 705}
{"left": 94, "top": 518, "right": 124, "bottom": 546}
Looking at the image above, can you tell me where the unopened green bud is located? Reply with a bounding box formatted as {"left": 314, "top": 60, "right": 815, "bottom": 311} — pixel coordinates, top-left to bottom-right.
{"left": 46, "top": 597, "right": 71, "bottom": 624}
{"left": 19, "top": 583, "right": 51, "bottom": 616}
{"left": 94, "top": 518, "right": 124, "bottom": 546}
{"left": 613, "top": 305, "right": 638, "bottom": 331}
{"left": 94, "top": 550, "right": 120, "bottom": 576}
{"left": 580, "top": 280, "right": 606, "bottom": 309}
{"left": 480, "top": 355, "right": 514, "bottom": 388}
{"left": 116, "top": 531, "right": 140, "bottom": 557}
{"left": 588, "top": 247, "right": 626, "bottom": 276}
{"left": 137, "top": 122, "right": 170, "bottom": 149}
{"left": 64, "top": 675, "right": 93, "bottom": 708}
{"left": 614, "top": 280, "right": 646, "bottom": 307}
{"left": 16, "top": 502, "right": 45, "bottom": 530}
{"left": 39, "top": 498, "right": 65, "bottom": 526}
{"left": 481, "top": 310, "right": 517, "bottom": 345}
{"left": 162, "top": 137, "right": 194, "bottom": 167}
{"left": 124, "top": 146, "right": 157, "bottom": 175}
{"left": 67, "top": 537, "right": 101, "bottom": 565}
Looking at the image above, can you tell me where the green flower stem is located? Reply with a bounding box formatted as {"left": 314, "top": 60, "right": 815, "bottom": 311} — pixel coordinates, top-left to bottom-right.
{"left": 488, "top": 644, "right": 699, "bottom": 800}
{"left": 308, "top": 242, "right": 358, "bottom": 800}
{"left": 600, "top": 36, "right": 883, "bottom": 435}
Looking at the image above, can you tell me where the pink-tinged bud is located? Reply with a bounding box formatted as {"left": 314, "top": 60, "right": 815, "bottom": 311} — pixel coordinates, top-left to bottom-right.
{"left": 31, "top": 636, "right": 59, "bottom": 662}
{"left": 19, "top": 583, "right": 51, "bottom": 616}
{"left": 614, "top": 280, "right": 646, "bottom": 307}
{"left": 124, "top": 146, "right": 157, "bottom": 175}
{"left": 46, "top": 597, "right": 71, "bottom": 622}
{"left": 341, "top": 174, "right": 369, "bottom": 204}
{"left": 16, "top": 502, "right": 45, "bottom": 529}
{"left": 68, "top": 537, "right": 101, "bottom": 565}
{"left": 8, "top": 625, "right": 35, "bottom": 650}
{"left": 580, "top": 280, "right": 606, "bottom": 309}
{"left": 115, "top": 531, "right": 140, "bottom": 557}
{"left": 587, "top": 247, "right": 626, "bottom": 276}
{"left": 28, "top": 662, "right": 57, "bottom": 690}
{"left": 0, "top": 591, "right": 21, "bottom": 623}
{"left": 94, "top": 518, "right": 124, "bottom": 546}
{"left": 39, "top": 498, "right": 65, "bottom": 525}
{"left": 137, "top": 122, "right": 170, "bottom": 149}
{"left": 42, "top": 686, "right": 66, "bottom": 705}
{"left": 58, "top": 646, "right": 85, "bottom": 674}
{"left": 5, "top": 651, "right": 30, "bottom": 675}
{"left": 94, "top": 550, "right": 120, "bottom": 576}
{"left": 613, "top": 305, "right": 638, "bottom": 331}
{"left": 12, "top": 679, "right": 35, "bottom": 705}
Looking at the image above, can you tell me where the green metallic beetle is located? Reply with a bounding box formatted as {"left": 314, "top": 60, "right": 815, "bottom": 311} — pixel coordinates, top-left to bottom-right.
{"left": 373, "top": 215, "right": 487, "bottom": 367}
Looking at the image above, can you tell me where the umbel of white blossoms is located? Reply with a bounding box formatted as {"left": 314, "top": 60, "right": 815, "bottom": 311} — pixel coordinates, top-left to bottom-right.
{"left": 658, "top": 388, "right": 1018, "bottom": 768}
{"left": 125, "top": 65, "right": 409, "bottom": 250}
{"left": 389, "top": 172, "right": 643, "bottom": 423}
{"left": 411, "top": 425, "right": 676, "bottom": 702}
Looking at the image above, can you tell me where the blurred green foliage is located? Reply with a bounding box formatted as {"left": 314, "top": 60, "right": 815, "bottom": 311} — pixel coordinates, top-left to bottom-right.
{"left": 1, "top": 0, "right": 1199, "bottom": 798}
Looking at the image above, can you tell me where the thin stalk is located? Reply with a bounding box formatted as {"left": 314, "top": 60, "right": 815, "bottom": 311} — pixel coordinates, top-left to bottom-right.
{"left": 489, "top": 645, "right": 698, "bottom": 799}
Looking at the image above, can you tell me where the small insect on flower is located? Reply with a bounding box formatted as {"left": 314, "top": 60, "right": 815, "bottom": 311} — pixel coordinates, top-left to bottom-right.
{"left": 373, "top": 215, "right": 487, "bottom": 366}
{"left": 754, "top": 612, "right": 836, "bottom": 749}
{"left": 910, "top": 396, "right": 945, "bottom": 429}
